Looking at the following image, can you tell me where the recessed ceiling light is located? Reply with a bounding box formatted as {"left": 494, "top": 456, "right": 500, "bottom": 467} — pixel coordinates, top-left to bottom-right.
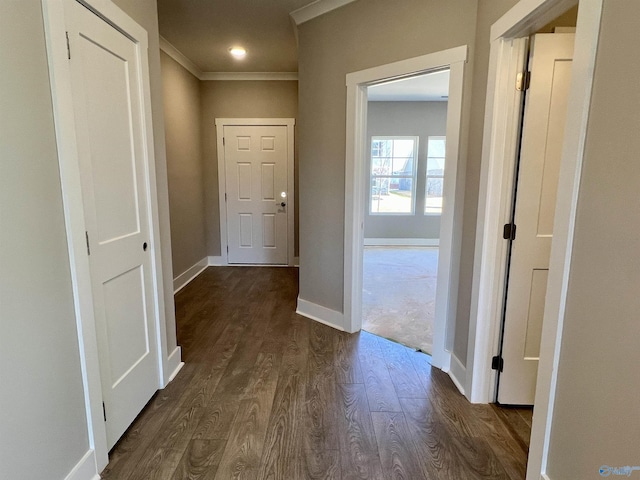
{"left": 229, "top": 47, "right": 246, "bottom": 59}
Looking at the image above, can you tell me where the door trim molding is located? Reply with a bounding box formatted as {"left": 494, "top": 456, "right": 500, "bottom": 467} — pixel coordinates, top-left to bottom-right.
{"left": 215, "top": 118, "right": 296, "bottom": 267}
{"left": 42, "top": 0, "right": 173, "bottom": 472}
{"left": 344, "top": 45, "right": 468, "bottom": 378}
{"left": 467, "top": 1, "right": 603, "bottom": 478}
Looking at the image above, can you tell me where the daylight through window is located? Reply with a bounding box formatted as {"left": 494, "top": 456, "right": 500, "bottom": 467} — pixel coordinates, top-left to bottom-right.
{"left": 370, "top": 137, "right": 418, "bottom": 214}
{"left": 425, "top": 136, "right": 446, "bottom": 214}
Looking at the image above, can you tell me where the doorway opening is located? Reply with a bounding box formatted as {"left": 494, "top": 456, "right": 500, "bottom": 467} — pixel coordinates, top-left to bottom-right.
{"left": 489, "top": 2, "right": 578, "bottom": 458}
{"left": 496, "top": 14, "right": 577, "bottom": 408}
{"left": 468, "top": 0, "right": 603, "bottom": 477}
{"left": 344, "top": 46, "right": 468, "bottom": 380}
{"left": 360, "top": 71, "right": 449, "bottom": 355}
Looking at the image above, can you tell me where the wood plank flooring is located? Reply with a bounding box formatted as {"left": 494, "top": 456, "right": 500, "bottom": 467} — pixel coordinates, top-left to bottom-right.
{"left": 100, "top": 267, "right": 528, "bottom": 480}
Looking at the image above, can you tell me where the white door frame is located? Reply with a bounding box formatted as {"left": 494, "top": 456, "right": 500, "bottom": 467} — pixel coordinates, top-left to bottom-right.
{"left": 42, "top": 0, "right": 175, "bottom": 472}
{"left": 465, "top": 0, "right": 604, "bottom": 478}
{"left": 344, "top": 46, "right": 468, "bottom": 376}
{"left": 215, "top": 118, "right": 296, "bottom": 266}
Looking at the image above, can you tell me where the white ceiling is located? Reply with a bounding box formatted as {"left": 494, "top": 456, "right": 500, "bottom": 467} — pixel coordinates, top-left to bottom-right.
{"left": 156, "top": 0, "right": 356, "bottom": 73}
{"left": 368, "top": 70, "right": 450, "bottom": 102}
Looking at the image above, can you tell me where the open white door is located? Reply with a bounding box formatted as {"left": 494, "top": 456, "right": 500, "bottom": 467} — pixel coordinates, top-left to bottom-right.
{"left": 65, "top": 0, "right": 159, "bottom": 447}
{"left": 223, "top": 125, "right": 290, "bottom": 265}
{"left": 498, "top": 33, "right": 574, "bottom": 405}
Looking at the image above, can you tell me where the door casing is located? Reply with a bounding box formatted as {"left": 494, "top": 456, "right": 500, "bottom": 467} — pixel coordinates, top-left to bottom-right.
{"left": 215, "top": 118, "right": 296, "bottom": 267}
{"left": 41, "top": 0, "right": 180, "bottom": 472}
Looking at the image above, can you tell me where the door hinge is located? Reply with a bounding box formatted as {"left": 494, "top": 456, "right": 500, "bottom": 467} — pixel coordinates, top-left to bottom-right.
{"left": 102, "top": 401, "right": 107, "bottom": 422}
{"left": 516, "top": 70, "right": 531, "bottom": 91}
{"left": 492, "top": 355, "right": 504, "bottom": 372}
{"left": 226, "top": 245, "right": 229, "bottom": 253}
{"left": 223, "top": 137, "right": 225, "bottom": 146}
{"left": 225, "top": 193, "right": 227, "bottom": 202}
{"left": 65, "top": 31, "right": 71, "bottom": 59}
{"left": 503, "top": 223, "right": 516, "bottom": 241}
{"left": 85, "top": 231, "right": 91, "bottom": 255}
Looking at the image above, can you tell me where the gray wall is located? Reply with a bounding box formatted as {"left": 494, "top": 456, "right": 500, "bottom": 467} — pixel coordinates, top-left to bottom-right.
{"left": 160, "top": 51, "right": 207, "bottom": 277}
{"left": 453, "top": 0, "right": 519, "bottom": 364}
{"left": 297, "top": 0, "right": 519, "bottom": 330}
{"left": 200, "top": 80, "right": 299, "bottom": 257}
{"left": 111, "top": 0, "right": 178, "bottom": 352}
{"left": 547, "top": 1, "right": 640, "bottom": 477}
{"left": 365, "top": 101, "right": 447, "bottom": 240}
{"left": 0, "top": 2, "right": 90, "bottom": 479}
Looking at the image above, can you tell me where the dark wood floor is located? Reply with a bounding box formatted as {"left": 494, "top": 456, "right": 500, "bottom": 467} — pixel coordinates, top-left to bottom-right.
{"left": 100, "top": 267, "right": 528, "bottom": 480}
{"left": 492, "top": 405, "right": 533, "bottom": 455}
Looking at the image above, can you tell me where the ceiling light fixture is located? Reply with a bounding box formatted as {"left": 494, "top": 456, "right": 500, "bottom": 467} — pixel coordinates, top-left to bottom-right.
{"left": 229, "top": 46, "right": 247, "bottom": 59}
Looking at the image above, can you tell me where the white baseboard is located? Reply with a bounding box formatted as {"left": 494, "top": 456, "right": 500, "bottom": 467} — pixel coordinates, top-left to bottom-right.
{"left": 542, "top": 475, "right": 552, "bottom": 480}
{"left": 164, "top": 346, "right": 184, "bottom": 386}
{"left": 447, "top": 353, "right": 466, "bottom": 396}
{"left": 208, "top": 255, "right": 225, "bottom": 266}
{"left": 64, "top": 450, "right": 99, "bottom": 480}
{"left": 173, "top": 257, "right": 208, "bottom": 293}
{"left": 364, "top": 238, "right": 439, "bottom": 247}
{"left": 296, "top": 297, "right": 345, "bottom": 331}
{"left": 208, "top": 255, "right": 299, "bottom": 268}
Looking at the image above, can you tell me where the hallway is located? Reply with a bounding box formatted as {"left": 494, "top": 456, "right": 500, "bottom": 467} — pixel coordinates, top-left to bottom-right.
{"left": 100, "top": 267, "right": 527, "bottom": 479}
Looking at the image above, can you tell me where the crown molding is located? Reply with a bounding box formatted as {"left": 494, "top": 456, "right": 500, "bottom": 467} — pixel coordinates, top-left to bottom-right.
{"left": 200, "top": 72, "right": 298, "bottom": 81}
{"left": 159, "top": 36, "right": 203, "bottom": 79}
{"left": 290, "top": 0, "right": 358, "bottom": 25}
{"left": 159, "top": 37, "right": 298, "bottom": 81}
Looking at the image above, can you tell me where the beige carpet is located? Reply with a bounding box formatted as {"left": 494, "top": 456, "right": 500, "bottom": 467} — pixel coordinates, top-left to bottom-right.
{"left": 362, "top": 246, "right": 438, "bottom": 354}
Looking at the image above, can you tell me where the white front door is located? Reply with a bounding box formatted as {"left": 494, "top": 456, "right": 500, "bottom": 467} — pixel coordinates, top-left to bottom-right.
{"left": 224, "top": 125, "right": 290, "bottom": 264}
{"left": 498, "top": 33, "right": 575, "bottom": 405}
{"left": 66, "top": 0, "right": 159, "bottom": 447}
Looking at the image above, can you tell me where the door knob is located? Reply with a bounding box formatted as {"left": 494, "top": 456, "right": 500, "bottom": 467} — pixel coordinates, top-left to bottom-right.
{"left": 280, "top": 202, "right": 286, "bottom": 207}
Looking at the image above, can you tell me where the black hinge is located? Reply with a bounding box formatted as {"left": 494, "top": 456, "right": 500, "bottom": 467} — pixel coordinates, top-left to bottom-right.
{"left": 492, "top": 355, "right": 504, "bottom": 372}
{"left": 102, "top": 402, "right": 107, "bottom": 422}
{"left": 66, "top": 31, "right": 71, "bottom": 59}
{"left": 225, "top": 193, "right": 227, "bottom": 202}
{"left": 226, "top": 245, "right": 229, "bottom": 253}
{"left": 503, "top": 223, "right": 516, "bottom": 241}
{"left": 85, "top": 231, "right": 91, "bottom": 255}
{"left": 223, "top": 137, "right": 225, "bottom": 146}
{"left": 516, "top": 70, "right": 530, "bottom": 91}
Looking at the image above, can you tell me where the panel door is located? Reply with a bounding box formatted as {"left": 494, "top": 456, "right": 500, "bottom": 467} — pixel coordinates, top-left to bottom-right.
{"left": 65, "top": 0, "right": 159, "bottom": 447}
{"left": 224, "top": 125, "right": 289, "bottom": 264}
{"left": 499, "top": 34, "right": 575, "bottom": 405}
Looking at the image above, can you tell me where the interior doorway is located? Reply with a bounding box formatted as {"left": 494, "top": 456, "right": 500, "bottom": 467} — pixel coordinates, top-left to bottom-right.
{"left": 360, "top": 71, "right": 448, "bottom": 355}
{"left": 496, "top": 29, "right": 576, "bottom": 406}
{"left": 42, "top": 0, "right": 176, "bottom": 470}
{"left": 344, "top": 46, "right": 468, "bottom": 374}
{"left": 468, "top": 0, "right": 604, "bottom": 476}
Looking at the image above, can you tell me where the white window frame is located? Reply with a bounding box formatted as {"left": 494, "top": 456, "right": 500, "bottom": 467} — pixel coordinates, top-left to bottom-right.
{"left": 369, "top": 135, "right": 418, "bottom": 216}
{"left": 425, "top": 135, "right": 446, "bottom": 215}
